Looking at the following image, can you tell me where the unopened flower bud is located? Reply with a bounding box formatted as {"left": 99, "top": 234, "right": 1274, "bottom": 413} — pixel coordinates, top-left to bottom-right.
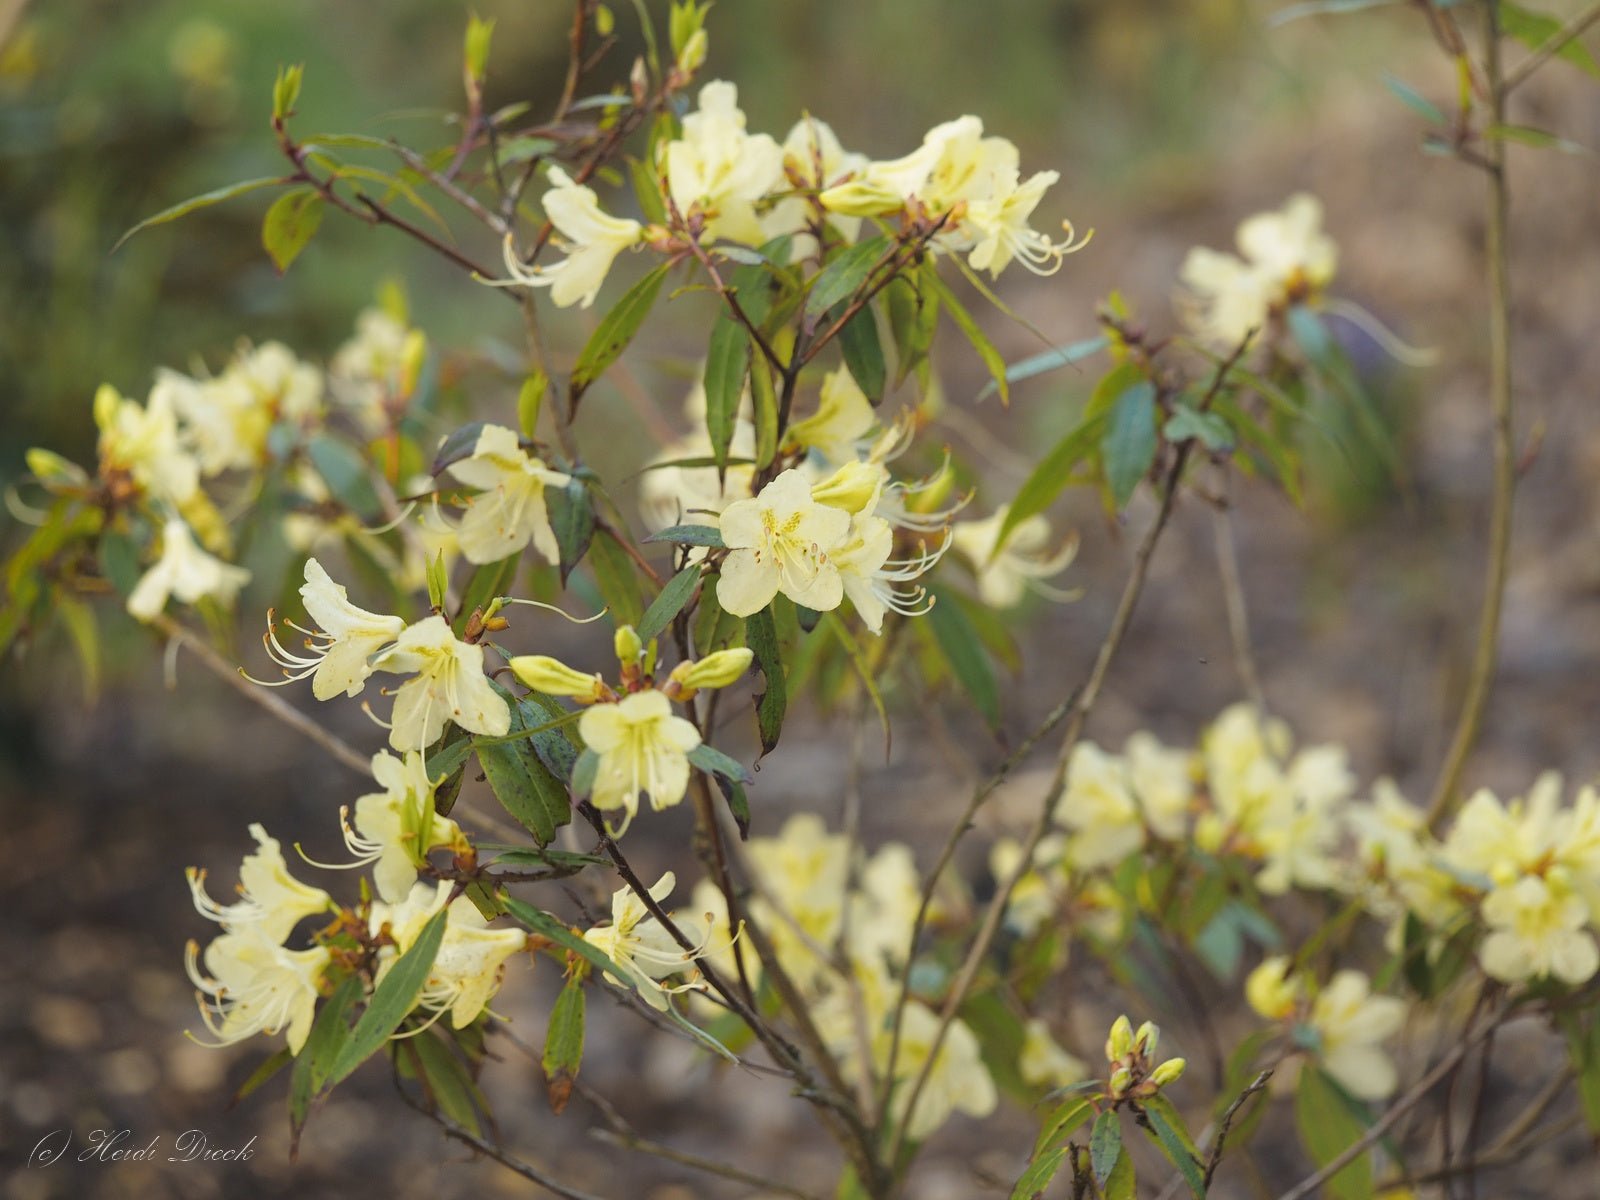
{"left": 509, "top": 654, "right": 604, "bottom": 701}
{"left": 670, "top": 647, "right": 754, "bottom": 693}
{"left": 810, "top": 461, "right": 883, "bottom": 515}
{"left": 1134, "top": 1021, "right": 1159, "bottom": 1057}
{"left": 676, "top": 28, "right": 707, "bottom": 75}
{"left": 1106, "top": 1014, "right": 1133, "bottom": 1063}
{"left": 26, "top": 448, "right": 89, "bottom": 488}
{"left": 614, "top": 624, "right": 644, "bottom": 667}
{"left": 399, "top": 330, "right": 428, "bottom": 397}
{"left": 1149, "top": 1057, "right": 1186, "bottom": 1088}
{"left": 819, "top": 178, "right": 905, "bottom": 219}
{"left": 1108, "top": 1066, "right": 1133, "bottom": 1097}
{"left": 1245, "top": 956, "right": 1299, "bottom": 1021}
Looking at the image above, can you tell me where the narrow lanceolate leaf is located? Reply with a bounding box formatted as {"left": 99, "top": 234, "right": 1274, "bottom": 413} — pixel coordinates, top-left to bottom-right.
{"left": 113, "top": 177, "right": 289, "bottom": 252}
{"left": 546, "top": 478, "right": 596, "bottom": 585}
{"left": 837, "top": 303, "right": 887, "bottom": 402}
{"left": 1009, "top": 1144, "right": 1070, "bottom": 1200}
{"left": 704, "top": 316, "right": 751, "bottom": 471}
{"left": 1294, "top": 1066, "right": 1373, "bottom": 1200}
{"left": 500, "top": 893, "right": 624, "bottom": 979}
{"left": 1381, "top": 74, "right": 1444, "bottom": 125}
{"left": 926, "top": 585, "right": 1000, "bottom": 729}
{"left": 289, "top": 974, "right": 362, "bottom": 1148}
{"left": 542, "top": 974, "right": 586, "bottom": 1114}
{"left": 636, "top": 563, "right": 702, "bottom": 643}
{"left": 98, "top": 530, "right": 141, "bottom": 597}
{"left": 1031, "top": 1097, "right": 1095, "bottom": 1158}
{"left": 261, "top": 188, "right": 325, "bottom": 272}
{"left": 1164, "top": 406, "right": 1234, "bottom": 452}
{"left": 711, "top": 771, "right": 751, "bottom": 840}
{"left": 1558, "top": 1011, "right": 1600, "bottom": 1132}
{"left": 805, "top": 235, "right": 892, "bottom": 321}
{"left": 426, "top": 726, "right": 475, "bottom": 817}
{"left": 1101, "top": 380, "right": 1159, "bottom": 509}
{"left": 570, "top": 261, "right": 671, "bottom": 405}
{"left": 744, "top": 607, "right": 787, "bottom": 758}
{"left": 979, "top": 335, "right": 1108, "bottom": 401}
{"left": 431, "top": 421, "right": 489, "bottom": 476}
{"left": 306, "top": 435, "right": 382, "bottom": 520}
{"left": 886, "top": 271, "right": 940, "bottom": 388}
{"left": 477, "top": 692, "right": 571, "bottom": 844}
{"left": 588, "top": 528, "right": 645, "bottom": 627}
{"left": 323, "top": 909, "right": 449, "bottom": 1092}
{"left": 1089, "top": 1110, "right": 1123, "bottom": 1189}
{"left": 644, "top": 523, "right": 725, "bottom": 548}
{"left": 402, "top": 1029, "right": 484, "bottom": 1136}
{"left": 687, "top": 742, "right": 752, "bottom": 785}
{"left": 1500, "top": 1, "right": 1600, "bottom": 80}
{"left": 822, "top": 611, "right": 889, "bottom": 752}
{"left": 1140, "top": 1095, "right": 1206, "bottom": 1197}
{"left": 923, "top": 265, "right": 1009, "bottom": 403}
{"left": 230, "top": 1046, "right": 292, "bottom": 1110}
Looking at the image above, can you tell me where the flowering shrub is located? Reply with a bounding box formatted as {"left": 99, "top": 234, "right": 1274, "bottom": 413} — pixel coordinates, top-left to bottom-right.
{"left": 7, "top": 1, "right": 1600, "bottom": 1196}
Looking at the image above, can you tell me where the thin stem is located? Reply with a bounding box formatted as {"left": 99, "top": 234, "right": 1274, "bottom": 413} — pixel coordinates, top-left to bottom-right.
{"left": 1427, "top": 1, "right": 1516, "bottom": 829}
{"left": 399, "top": 1092, "right": 609, "bottom": 1200}
{"left": 1503, "top": 0, "right": 1600, "bottom": 91}
{"left": 1211, "top": 474, "right": 1267, "bottom": 714}
{"left": 151, "top": 613, "right": 370, "bottom": 774}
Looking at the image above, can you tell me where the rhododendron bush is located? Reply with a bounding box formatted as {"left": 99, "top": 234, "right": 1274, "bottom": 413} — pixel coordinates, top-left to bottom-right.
{"left": 8, "top": 1, "right": 1600, "bottom": 1196}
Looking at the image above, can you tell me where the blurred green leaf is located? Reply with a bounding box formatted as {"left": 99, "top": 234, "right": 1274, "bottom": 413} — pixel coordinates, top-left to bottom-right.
{"left": 114, "top": 177, "right": 288, "bottom": 253}
{"left": 261, "top": 189, "right": 325, "bottom": 273}
{"left": 979, "top": 335, "right": 1108, "bottom": 401}
{"left": 1500, "top": 2, "right": 1600, "bottom": 79}
{"left": 1294, "top": 1066, "right": 1373, "bottom": 1200}
{"left": 805, "top": 235, "right": 891, "bottom": 320}
{"left": 1102, "top": 380, "right": 1158, "bottom": 509}
{"left": 1382, "top": 74, "right": 1444, "bottom": 125}
{"left": 926, "top": 585, "right": 1000, "bottom": 728}
{"left": 704, "top": 314, "right": 751, "bottom": 471}
{"left": 924, "top": 266, "right": 1008, "bottom": 403}
{"left": 570, "top": 262, "right": 672, "bottom": 405}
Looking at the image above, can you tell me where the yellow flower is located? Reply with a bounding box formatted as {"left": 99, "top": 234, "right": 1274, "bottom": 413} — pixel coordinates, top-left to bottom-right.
{"left": 1019, "top": 1018, "right": 1089, "bottom": 1090}
{"left": 372, "top": 615, "right": 511, "bottom": 752}
{"left": 745, "top": 813, "right": 851, "bottom": 991}
{"left": 342, "top": 750, "right": 465, "bottom": 904}
{"left": 261, "top": 557, "right": 406, "bottom": 701}
{"left": 661, "top": 81, "right": 783, "bottom": 245}
{"left": 126, "top": 518, "right": 251, "bottom": 622}
{"left": 887, "top": 1003, "right": 998, "bottom": 1140}
{"left": 185, "top": 928, "right": 329, "bottom": 1054}
{"left": 371, "top": 881, "right": 529, "bottom": 1029}
{"left": 579, "top": 690, "right": 702, "bottom": 835}
{"left": 1244, "top": 955, "right": 1302, "bottom": 1021}
{"left": 785, "top": 367, "right": 876, "bottom": 466}
{"left": 1308, "top": 971, "right": 1405, "bottom": 1101}
{"left": 1479, "top": 873, "right": 1598, "bottom": 985}
{"left": 716, "top": 468, "right": 852, "bottom": 616}
{"left": 1058, "top": 742, "right": 1145, "bottom": 870}
{"left": 446, "top": 423, "right": 571, "bottom": 565}
{"left": 496, "top": 168, "right": 645, "bottom": 309}
{"left": 186, "top": 823, "right": 332, "bottom": 944}
{"left": 1178, "top": 193, "right": 1337, "bottom": 348}
{"left": 950, "top": 505, "right": 1079, "bottom": 609}
{"left": 584, "top": 872, "right": 710, "bottom": 1010}
{"left": 94, "top": 382, "right": 200, "bottom": 506}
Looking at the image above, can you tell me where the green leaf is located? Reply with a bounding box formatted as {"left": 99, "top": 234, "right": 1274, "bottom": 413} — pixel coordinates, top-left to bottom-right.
{"left": 885, "top": 272, "right": 940, "bottom": 388}
{"left": 546, "top": 478, "right": 596, "bottom": 585}
{"left": 1211, "top": 396, "right": 1304, "bottom": 506}
{"left": 570, "top": 747, "right": 599, "bottom": 799}
{"left": 1140, "top": 1096, "right": 1206, "bottom": 1197}
{"left": 1287, "top": 307, "right": 1404, "bottom": 487}
{"left": 1090, "top": 1110, "right": 1123, "bottom": 1188}
{"left": 324, "top": 909, "right": 449, "bottom": 1091}
{"left": 431, "top": 421, "right": 489, "bottom": 476}
{"left": 805, "top": 235, "right": 892, "bottom": 320}
{"left": 542, "top": 974, "right": 586, "bottom": 1114}
{"left": 306, "top": 435, "right": 382, "bottom": 520}
{"left": 518, "top": 372, "right": 546, "bottom": 439}
{"left": 636, "top": 563, "right": 701, "bottom": 643}
{"left": 425, "top": 726, "right": 474, "bottom": 817}
{"left": 588, "top": 528, "right": 645, "bottom": 627}
{"left": 629, "top": 156, "right": 669, "bottom": 225}
{"left": 113, "top": 177, "right": 288, "bottom": 252}
{"left": 1269, "top": 0, "right": 1401, "bottom": 26}
{"left": 289, "top": 974, "right": 362, "bottom": 1146}
{"left": 996, "top": 411, "right": 1109, "bottom": 552}
{"left": 645, "top": 523, "right": 725, "bottom": 548}
{"left": 97, "top": 530, "right": 141, "bottom": 597}
{"left": 261, "top": 189, "right": 325, "bottom": 273}
{"left": 926, "top": 585, "right": 1000, "bottom": 728}
{"left": 1105, "top": 1147, "right": 1135, "bottom": 1200}
{"left": 821, "top": 611, "right": 890, "bottom": 751}
{"left": 745, "top": 606, "right": 787, "bottom": 757}
{"left": 500, "top": 893, "right": 625, "bottom": 979}
{"left": 924, "top": 265, "right": 1008, "bottom": 403}
{"left": 476, "top": 694, "right": 572, "bottom": 844}
{"left": 516, "top": 692, "right": 580, "bottom": 783}
{"left": 1032, "top": 1097, "right": 1095, "bottom": 1158}
{"left": 401, "top": 1029, "right": 484, "bottom": 1137}
{"left": 55, "top": 595, "right": 100, "bottom": 703}
{"left": 1009, "top": 1144, "right": 1070, "bottom": 1200}
{"left": 704, "top": 317, "right": 751, "bottom": 471}
{"left": 1382, "top": 74, "right": 1444, "bottom": 125}
{"left": 463, "top": 12, "right": 495, "bottom": 84}
{"left": 692, "top": 573, "right": 745, "bottom": 655}
{"left": 1101, "top": 380, "right": 1159, "bottom": 509}
{"left": 1500, "top": 1, "right": 1600, "bottom": 79}
{"left": 1483, "top": 123, "right": 1592, "bottom": 154}
{"left": 570, "top": 262, "right": 671, "bottom": 404}
{"left": 1165, "top": 406, "right": 1235, "bottom": 451}
{"left": 230, "top": 1046, "right": 293, "bottom": 1109}
{"left": 838, "top": 303, "right": 887, "bottom": 402}
{"left": 980, "top": 336, "right": 1109, "bottom": 401}
{"left": 1559, "top": 1010, "right": 1600, "bottom": 1132}
{"left": 425, "top": 550, "right": 448, "bottom": 612}
{"left": 687, "top": 742, "right": 752, "bottom": 784}
{"left": 1294, "top": 1066, "right": 1373, "bottom": 1200}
